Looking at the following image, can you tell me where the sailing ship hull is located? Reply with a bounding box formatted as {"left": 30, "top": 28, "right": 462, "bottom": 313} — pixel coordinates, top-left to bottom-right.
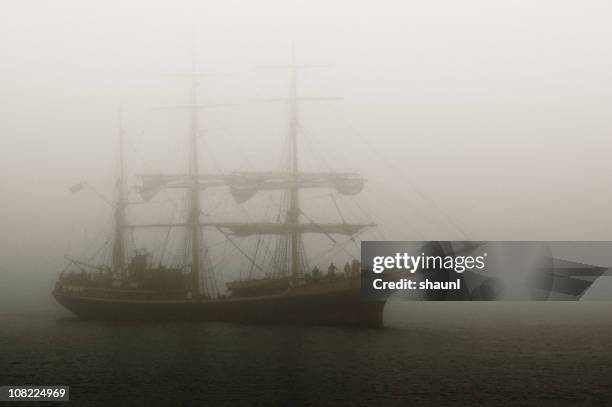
{"left": 53, "top": 283, "right": 385, "bottom": 328}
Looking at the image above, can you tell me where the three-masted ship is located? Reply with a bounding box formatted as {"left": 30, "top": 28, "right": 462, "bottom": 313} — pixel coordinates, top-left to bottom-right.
{"left": 53, "top": 47, "right": 384, "bottom": 327}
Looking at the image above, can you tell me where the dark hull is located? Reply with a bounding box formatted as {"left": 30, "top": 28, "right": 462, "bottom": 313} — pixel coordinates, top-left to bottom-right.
{"left": 53, "top": 284, "right": 385, "bottom": 328}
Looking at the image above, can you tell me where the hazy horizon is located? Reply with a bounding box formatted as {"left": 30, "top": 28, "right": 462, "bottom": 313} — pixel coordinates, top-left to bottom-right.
{"left": 3, "top": 0, "right": 612, "bottom": 312}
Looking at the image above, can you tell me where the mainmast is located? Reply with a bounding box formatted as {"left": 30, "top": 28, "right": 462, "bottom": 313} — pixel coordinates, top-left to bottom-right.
{"left": 112, "top": 109, "right": 127, "bottom": 279}
{"left": 187, "top": 36, "right": 203, "bottom": 295}
{"left": 134, "top": 45, "right": 373, "bottom": 287}
{"left": 288, "top": 45, "right": 301, "bottom": 283}
{"left": 133, "top": 35, "right": 238, "bottom": 298}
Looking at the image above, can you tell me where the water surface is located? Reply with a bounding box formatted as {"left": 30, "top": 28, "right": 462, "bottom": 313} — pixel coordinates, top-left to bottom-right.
{"left": 1, "top": 301, "right": 610, "bottom": 405}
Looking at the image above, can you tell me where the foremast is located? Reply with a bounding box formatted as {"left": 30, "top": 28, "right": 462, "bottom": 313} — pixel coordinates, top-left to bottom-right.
{"left": 112, "top": 110, "right": 127, "bottom": 280}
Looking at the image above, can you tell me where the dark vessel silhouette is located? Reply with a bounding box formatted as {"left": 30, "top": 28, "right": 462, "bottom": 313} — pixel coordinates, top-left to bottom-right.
{"left": 53, "top": 43, "right": 382, "bottom": 327}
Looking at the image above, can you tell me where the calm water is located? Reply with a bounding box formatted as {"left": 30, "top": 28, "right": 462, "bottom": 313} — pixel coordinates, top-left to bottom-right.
{"left": 1, "top": 301, "right": 611, "bottom": 406}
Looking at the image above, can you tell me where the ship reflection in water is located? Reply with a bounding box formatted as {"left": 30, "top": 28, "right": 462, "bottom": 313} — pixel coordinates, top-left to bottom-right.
{"left": 2, "top": 302, "right": 611, "bottom": 406}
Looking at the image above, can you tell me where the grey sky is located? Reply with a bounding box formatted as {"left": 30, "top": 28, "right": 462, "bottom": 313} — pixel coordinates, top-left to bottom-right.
{"left": 2, "top": 0, "right": 612, "bottom": 308}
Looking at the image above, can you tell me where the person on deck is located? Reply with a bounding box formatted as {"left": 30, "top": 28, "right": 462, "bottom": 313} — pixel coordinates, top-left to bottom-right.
{"left": 328, "top": 262, "right": 338, "bottom": 277}
{"left": 344, "top": 262, "right": 351, "bottom": 275}
{"left": 351, "top": 259, "right": 361, "bottom": 275}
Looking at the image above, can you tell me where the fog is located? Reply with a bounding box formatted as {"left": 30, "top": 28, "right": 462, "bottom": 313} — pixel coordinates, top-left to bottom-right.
{"left": 2, "top": 0, "right": 612, "bottom": 312}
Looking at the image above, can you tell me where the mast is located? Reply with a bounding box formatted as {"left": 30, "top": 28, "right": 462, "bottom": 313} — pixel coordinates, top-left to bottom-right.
{"left": 288, "top": 44, "right": 301, "bottom": 283}
{"left": 112, "top": 109, "right": 127, "bottom": 279}
{"left": 188, "top": 35, "right": 202, "bottom": 295}
{"left": 134, "top": 45, "right": 373, "bottom": 285}
{"left": 143, "top": 35, "right": 233, "bottom": 298}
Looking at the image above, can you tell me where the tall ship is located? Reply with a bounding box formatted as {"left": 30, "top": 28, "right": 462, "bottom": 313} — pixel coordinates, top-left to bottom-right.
{"left": 52, "top": 45, "right": 383, "bottom": 327}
